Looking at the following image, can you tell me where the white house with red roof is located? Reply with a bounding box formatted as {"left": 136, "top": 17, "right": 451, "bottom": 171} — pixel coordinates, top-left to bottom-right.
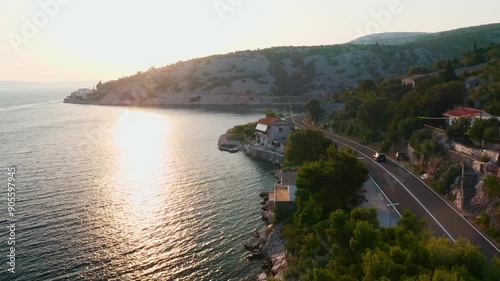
{"left": 443, "top": 106, "right": 494, "bottom": 126}
{"left": 255, "top": 117, "right": 291, "bottom": 153}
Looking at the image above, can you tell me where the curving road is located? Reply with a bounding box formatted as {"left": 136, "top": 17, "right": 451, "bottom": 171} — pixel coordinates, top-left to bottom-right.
{"left": 294, "top": 116, "right": 500, "bottom": 259}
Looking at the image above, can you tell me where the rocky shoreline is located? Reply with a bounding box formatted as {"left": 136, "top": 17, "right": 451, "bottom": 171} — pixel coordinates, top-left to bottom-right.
{"left": 63, "top": 96, "right": 95, "bottom": 104}
{"left": 243, "top": 191, "right": 288, "bottom": 280}
{"left": 217, "top": 131, "right": 244, "bottom": 152}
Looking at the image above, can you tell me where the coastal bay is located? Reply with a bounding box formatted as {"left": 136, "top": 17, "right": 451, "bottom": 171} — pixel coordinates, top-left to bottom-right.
{"left": 0, "top": 86, "right": 280, "bottom": 280}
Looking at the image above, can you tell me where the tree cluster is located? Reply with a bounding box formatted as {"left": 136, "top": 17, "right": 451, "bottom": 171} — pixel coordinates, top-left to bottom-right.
{"left": 293, "top": 144, "right": 369, "bottom": 226}
{"left": 328, "top": 43, "right": 500, "bottom": 150}
{"left": 284, "top": 206, "right": 500, "bottom": 281}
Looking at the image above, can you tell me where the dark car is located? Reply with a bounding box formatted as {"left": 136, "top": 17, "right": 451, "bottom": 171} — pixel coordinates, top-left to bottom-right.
{"left": 373, "top": 152, "right": 386, "bottom": 162}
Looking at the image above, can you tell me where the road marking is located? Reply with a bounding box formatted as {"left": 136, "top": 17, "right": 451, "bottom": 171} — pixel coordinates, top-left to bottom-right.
{"left": 295, "top": 119, "right": 455, "bottom": 241}
{"left": 391, "top": 154, "right": 500, "bottom": 253}
{"left": 369, "top": 177, "right": 402, "bottom": 218}
{"left": 336, "top": 134, "right": 456, "bottom": 241}
{"left": 295, "top": 117, "right": 500, "bottom": 253}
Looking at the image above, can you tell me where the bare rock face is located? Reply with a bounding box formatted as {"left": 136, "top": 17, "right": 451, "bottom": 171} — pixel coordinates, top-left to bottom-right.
{"left": 262, "top": 210, "right": 275, "bottom": 223}
{"left": 257, "top": 272, "right": 267, "bottom": 281}
{"left": 271, "top": 253, "right": 287, "bottom": 276}
{"left": 262, "top": 224, "right": 285, "bottom": 258}
{"left": 252, "top": 193, "right": 288, "bottom": 280}
{"left": 472, "top": 181, "right": 500, "bottom": 230}
{"left": 257, "top": 224, "right": 274, "bottom": 244}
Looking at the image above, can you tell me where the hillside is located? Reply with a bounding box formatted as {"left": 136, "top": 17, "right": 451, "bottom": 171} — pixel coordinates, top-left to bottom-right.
{"left": 350, "top": 32, "right": 428, "bottom": 45}
{"left": 93, "top": 23, "right": 500, "bottom": 106}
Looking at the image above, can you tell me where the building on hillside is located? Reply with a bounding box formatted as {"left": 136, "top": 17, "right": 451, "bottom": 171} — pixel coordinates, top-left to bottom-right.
{"left": 268, "top": 170, "right": 298, "bottom": 210}
{"left": 401, "top": 74, "right": 429, "bottom": 89}
{"left": 70, "top": 88, "right": 95, "bottom": 99}
{"left": 443, "top": 106, "right": 494, "bottom": 126}
{"left": 255, "top": 117, "right": 291, "bottom": 153}
{"left": 464, "top": 77, "right": 484, "bottom": 92}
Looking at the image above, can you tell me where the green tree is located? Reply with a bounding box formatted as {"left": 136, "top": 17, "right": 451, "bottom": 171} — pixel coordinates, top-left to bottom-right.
{"left": 356, "top": 98, "right": 393, "bottom": 131}
{"left": 295, "top": 146, "right": 368, "bottom": 217}
{"left": 358, "top": 79, "right": 377, "bottom": 92}
{"left": 265, "top": 108, "right": 278, "bottom": 118}
{"left": 305, "top": 99, "right": 325, "bottom": 123}
{"left": 350, "top": 220, "right": 378, "bottom": 258}
{"left": 409, "top": 128, "right": 433, "bottom": 157}
{"left": 467, "top": 118, "right": 500, "bottom": 144}
{"left": 362, "top": 248, "right": 397, "bottom": 281}
{"left": 421, "top": 81, "right": 466, "bottom": 117}
{"left": 434, "top": 59, "right": 450, "bottom": 71}
{"left": 430, "top": 268, "right": 465, "bottom": 281}
{"left": 439, "top": 61, "right": 459, "bottom": 82}
{"left": 446, "top": 118, "right": 471, "bottom": 143}
{"left": 483, "top": 175, "right": 500, "bottom": 199}
{"left": 397, "top": 209, "right": 426, "bottom": 234}
{"left": 408, "top": 65, "right": 432, "bottom": 75}
{"left": 427, "top": 237, "right": 458, "bottom": 268}
{"left": 284, "top": 129, "right": 333, "bottom": 166}
{"left": 454, "top": 237, "right": 487, "bottom": 278}
{"left": 378, "top": 78, "right": 412, "bottom": 101}
{"left": 485, "top": 257, "right": 500, "bottom": 281}
{"left": 396, "top": 118, "right": 422, "bottom": 141}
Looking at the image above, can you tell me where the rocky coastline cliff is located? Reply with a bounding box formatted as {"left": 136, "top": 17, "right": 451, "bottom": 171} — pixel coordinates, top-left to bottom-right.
{"left": 242, "top": 190, "right": 287, "bottom": 280}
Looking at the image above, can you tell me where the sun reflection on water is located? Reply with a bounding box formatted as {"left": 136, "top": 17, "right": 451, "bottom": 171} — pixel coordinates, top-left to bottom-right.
{"left": 111, "top": 110, "right": 171, "bottom": 239}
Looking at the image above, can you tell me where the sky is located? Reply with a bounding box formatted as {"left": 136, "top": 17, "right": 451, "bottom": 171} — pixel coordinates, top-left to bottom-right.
{"left": 1, "top": 0, "right": 499, "bottom": 83}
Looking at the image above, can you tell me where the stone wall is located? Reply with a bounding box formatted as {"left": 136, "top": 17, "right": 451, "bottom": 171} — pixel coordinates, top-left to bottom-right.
{"left": 451, "top": 142, "right": 500, "bottom": 164}
{"left": 247, "top": 145, "right": 283, "bottom": 163}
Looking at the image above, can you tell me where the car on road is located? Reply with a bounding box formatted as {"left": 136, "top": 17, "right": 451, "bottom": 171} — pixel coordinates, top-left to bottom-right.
{"left": 373, "top": 152, "right": 386, "bottom": 162}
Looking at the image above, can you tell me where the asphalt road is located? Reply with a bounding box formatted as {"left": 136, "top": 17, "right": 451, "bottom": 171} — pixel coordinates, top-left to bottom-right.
{"left": 294, "top": 116, "right": 500, "bottom": 259}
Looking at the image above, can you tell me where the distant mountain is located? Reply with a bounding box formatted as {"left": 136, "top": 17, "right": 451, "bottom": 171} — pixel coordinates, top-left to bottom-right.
{"left": 350, "top": 32, "right": 428, "bottom": 45}
{"left": 409, "top": 23, "right": 500, "bottom": 57}
{"left": 92, "top": 23, "right": 500, "bottom": 106}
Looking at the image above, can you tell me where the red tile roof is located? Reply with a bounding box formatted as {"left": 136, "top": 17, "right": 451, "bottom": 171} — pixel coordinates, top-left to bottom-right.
{"left": 443, "top": 107, "right": 484, "bottom": 118}
{"left": 258, "top": 117, "right": 281, "bottom": 126}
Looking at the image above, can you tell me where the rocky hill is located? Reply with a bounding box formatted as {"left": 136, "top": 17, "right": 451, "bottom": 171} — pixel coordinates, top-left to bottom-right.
{"left": 350, "top": 32, "right": 428, "bottom": 45}
{"left": 93, "top": 23, "right": 500, "bottom": 106}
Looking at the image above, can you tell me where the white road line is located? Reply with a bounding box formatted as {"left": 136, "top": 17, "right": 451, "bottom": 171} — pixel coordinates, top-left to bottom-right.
{"left": 295, "top": 119, "right": 456, "bottom": 241}
{"left": 334, "top": 134, "right": 456, "bottom": 241}
{"left": 392, "top": 156, "right": 500, "bottom": 253}
{"left": 318, "top": 125, "right": 500, "bottom": 252}
{"left": 292, "top": 117, "right": 500, "bottom": 253}
{"left": 295, "top": 117, "right": 500, "bottom": 253}
{"left": 369, "top": 176, "right": 402, "bottom": 218}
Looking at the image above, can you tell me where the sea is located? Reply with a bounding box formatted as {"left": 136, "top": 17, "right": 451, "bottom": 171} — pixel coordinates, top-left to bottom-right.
{"left": 0, "top": 82, "right": 281, "bottom": 280}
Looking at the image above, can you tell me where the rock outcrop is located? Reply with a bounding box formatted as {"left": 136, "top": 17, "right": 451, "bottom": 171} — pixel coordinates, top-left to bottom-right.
{"left": 246, "top": 189, "right": 288, "bottom": 280}
{"left": 472, "top": 180, "right": 500, "bottom": 232}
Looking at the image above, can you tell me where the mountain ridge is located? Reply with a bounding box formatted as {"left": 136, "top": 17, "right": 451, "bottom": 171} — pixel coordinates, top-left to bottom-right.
{"left": 88, "top": 23, "right": 500, "bottom": 106}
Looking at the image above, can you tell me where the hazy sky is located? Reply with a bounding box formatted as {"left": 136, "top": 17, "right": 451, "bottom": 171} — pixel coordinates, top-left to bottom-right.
{"left": 1, "top": 0, "right": 499, "bottom": 82}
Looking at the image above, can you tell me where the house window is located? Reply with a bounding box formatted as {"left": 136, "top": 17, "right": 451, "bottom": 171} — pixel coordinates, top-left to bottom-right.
{"left": 279, "top": 127, "right": 283, "bottom": 132}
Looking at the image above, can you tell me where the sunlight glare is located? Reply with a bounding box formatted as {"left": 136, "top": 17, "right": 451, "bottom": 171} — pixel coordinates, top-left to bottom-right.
{"left": 111, "top": 110, "right": 171, "bottom": 238}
